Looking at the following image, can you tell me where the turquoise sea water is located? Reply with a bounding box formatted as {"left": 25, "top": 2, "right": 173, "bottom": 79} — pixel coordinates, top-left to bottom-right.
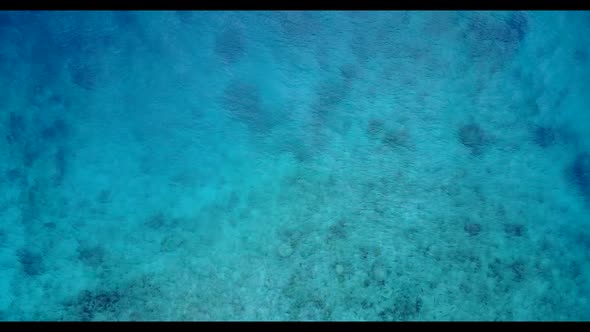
{"left": 1, "top": 11, "right": 590, "bottom": 321}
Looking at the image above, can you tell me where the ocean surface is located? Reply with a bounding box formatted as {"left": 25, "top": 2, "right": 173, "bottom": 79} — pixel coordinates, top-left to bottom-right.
{"left": 1, "top": 11, "right": 590, "bottom": 321}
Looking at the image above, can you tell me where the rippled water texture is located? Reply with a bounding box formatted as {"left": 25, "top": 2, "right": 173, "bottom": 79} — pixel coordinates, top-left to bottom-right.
{"left": 1, "top": 11, "right": 589, "bottom": 321}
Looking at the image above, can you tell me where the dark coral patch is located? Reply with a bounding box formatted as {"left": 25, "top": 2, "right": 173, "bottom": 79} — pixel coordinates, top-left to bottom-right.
{"left": 23, "top": 141, "right": 41, "bottom": 168}
{"left": 532, "top": 126, "right": 556, "bottom": 148}
{"left": 17, "top": 248, "right": 44, "bottom": 276}
{"left": 6, "top": 112, "right": 25, "bottom": 145}
{"left": 568, "top": 152, "right": 590, "bottom": 200}
{"left": 41, "top": 118, "right": 68, "bottom": 142}
{"left": 504, "top": 223, "right": 525, "bottom": 237}
{"left": 506, "top": 12, "right": 529, "bottom": 43}
{"left": 458, "top": 123, "right": 486, "bottom": 155}
{"left": 378, "top": 294, "right": 423, "bottom": 321}
{"left": 382, "top": 129, "right": 410, "bottom": 150}
{"left": 69, "top": 59, "right": 102, "bottom": 91}
{"left": 77, "top": 245, "right": 106, "bottom": 268}
{"left": 464, "top": 222, "right": 482, "bottom": 236}
{"left": 215, "top": 24, "right": 246, "bottom": 63}
{"left": 73, "top": 289, "right": 122, "bottom": 321}
{"left": 465, "top": 12, "right": 528, "bottom": 46}
{"left": 5, "top": 168, "right": 22, "bottom": 182}
{"left": 510, "top": 260, "right": 526, "bottom": 282}
{"left": 54, "top": 145, "right": 68, "bottom": 186}
{"left": 312, "top": 80, "right": 350, "bottom": 119}
{"left": 367, "top": 119, "right": 385, "bottom": 138}
{"left": 221, "top": 80, "right": 278, "bottom": 133}
{"left": 462, "top": 12, "right": 528, "bottom": 70}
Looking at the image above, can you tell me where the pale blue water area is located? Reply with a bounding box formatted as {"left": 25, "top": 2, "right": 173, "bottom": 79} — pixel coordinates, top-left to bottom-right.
{"left": 1, "top": 11, "right": 590, "bottom": 321}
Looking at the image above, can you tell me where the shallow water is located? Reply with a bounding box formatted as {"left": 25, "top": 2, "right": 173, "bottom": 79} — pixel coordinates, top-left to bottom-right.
{"left": 1, "top": 11, "right": 589, "bottom": 321}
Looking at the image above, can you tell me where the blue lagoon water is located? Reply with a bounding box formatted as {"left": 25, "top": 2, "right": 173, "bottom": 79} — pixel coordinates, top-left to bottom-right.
{"left": 1, "top": 11, "right": 590, "bottom": 320}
